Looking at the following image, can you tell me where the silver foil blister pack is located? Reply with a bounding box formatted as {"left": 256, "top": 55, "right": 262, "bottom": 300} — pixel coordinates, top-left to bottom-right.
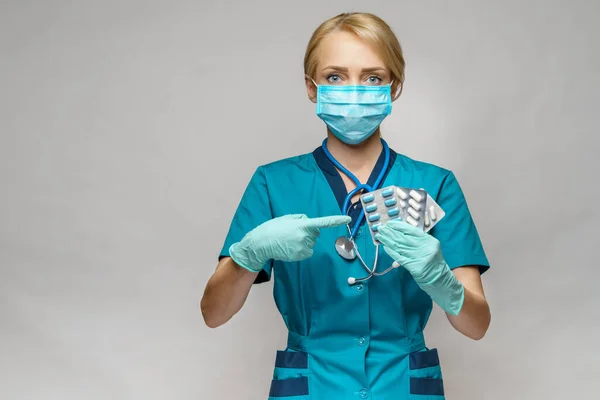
{"left": 359, "top": 186, "right": 445, "bottom": 245}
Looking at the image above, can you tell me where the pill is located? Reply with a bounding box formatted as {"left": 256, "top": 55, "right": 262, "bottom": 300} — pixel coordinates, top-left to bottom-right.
{"left": 406, "top": 215, "right": 419, "bottom": 227}
{"left": 362, "top": 194, "right": 375, "bottom": 203}
{"left": 429, "top": 205, "right": 437, "bottom": 221}
{"left": 399, "top": 200, "right": 407, "bottom": 208}
{"left": 387, "top": 207, "right": 399, "bottom": 217}
{"left": 384, "top": 198, "right": 397, "bottom": 207}
{"left": 371, "top": 223, "right": 381, "bottom": 232}
{"left": 407, "top": 207, "right": 420, "bottom": 220}
{"left": 408, "top": 198, "right": 422, "bottom": 211}
{"left": 424, "top": 212, "right": 431, "bottom": 227}
{"left": 365, "top": 204, "right": 377, "bottom": 213}
{"left": 409, "top": 190, "right": 424, "bottom": 202}
{"left": 396, "top": 188, "right": 409, "bottom": 200}
{"left": 381, "top": 188, "right": 394, "bottom": 197}
{"left": 368, "top": 213, "right": 380, "bottom": 222}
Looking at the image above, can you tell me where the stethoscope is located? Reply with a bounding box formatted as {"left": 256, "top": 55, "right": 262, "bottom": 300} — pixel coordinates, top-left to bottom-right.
{"left": 321, "top": 138, "right": 400, "bottom": 285}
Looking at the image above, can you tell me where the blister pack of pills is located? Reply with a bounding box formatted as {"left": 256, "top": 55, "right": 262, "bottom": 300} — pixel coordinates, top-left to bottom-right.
{"left": 422, "top": 191, "right": 445, "bottom": 234}
{"left": 359, "top": 186, "right": 445, "bottom": 245}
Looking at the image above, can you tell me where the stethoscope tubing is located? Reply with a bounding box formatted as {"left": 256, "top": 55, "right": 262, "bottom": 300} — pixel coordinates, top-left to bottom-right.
{"left": 322, "top": 138, "right": 394, "bottom": 282}
{"left": 321, "top": 138, "right": 390, "bottom": 239}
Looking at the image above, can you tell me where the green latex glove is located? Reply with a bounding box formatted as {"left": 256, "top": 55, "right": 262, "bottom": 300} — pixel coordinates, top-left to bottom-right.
{"left": 375, "top": 220, "right": 465, "bottom": 315}
{"left": 229, "top": 214, "right": 351, "bottom": 273}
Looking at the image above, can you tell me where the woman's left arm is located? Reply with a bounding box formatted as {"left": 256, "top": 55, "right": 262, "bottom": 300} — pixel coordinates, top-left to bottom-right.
{"left": 375, "top": 172, "right": 492, "bottom": 340}
{"left": 375, "top": 220, "right": 491, "bottom": 341}
{"left": 446, "top": 266, "right": 491, "bottom": 340}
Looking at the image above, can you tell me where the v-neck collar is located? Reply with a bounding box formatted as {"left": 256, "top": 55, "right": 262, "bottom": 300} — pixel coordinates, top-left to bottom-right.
{"left": 312, "top": 144, "right": 397, "bottom": 227}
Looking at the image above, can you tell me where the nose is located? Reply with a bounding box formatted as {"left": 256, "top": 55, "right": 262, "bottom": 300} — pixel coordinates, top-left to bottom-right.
{"left": 346, "top": 75, "right": 362, "bottom": 86}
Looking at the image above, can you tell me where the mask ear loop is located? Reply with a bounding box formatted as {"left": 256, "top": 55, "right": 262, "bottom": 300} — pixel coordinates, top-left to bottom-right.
{"left": 391, "top": 79, "right": 403, "bottom": 100}
{"left": 309, "top": 78, "right": 320, "bottom": 105}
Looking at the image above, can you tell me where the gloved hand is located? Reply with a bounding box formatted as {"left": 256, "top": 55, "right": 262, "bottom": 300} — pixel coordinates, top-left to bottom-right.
{"left": 375, "top": 220, "right": 464, "bottom": 315}
{"left": 229, "top": 214, "right": 351, "bottom": 273}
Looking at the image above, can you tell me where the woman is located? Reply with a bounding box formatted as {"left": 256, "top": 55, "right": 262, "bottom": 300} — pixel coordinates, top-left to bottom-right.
{"left": 201, "top": 12, "right": 491, "bottom": 399}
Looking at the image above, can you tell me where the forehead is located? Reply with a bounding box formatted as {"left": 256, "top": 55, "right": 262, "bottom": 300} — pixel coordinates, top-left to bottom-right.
{"left": 316, "top": 30, "right": 386, "bottom": 70}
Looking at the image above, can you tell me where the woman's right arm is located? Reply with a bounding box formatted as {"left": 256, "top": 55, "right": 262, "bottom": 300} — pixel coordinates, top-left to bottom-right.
{"left": 200, "top": 256, "right": 258, "bottom": 328}
{"left": 200, "top": 214, "right": 351, "bottom": 328}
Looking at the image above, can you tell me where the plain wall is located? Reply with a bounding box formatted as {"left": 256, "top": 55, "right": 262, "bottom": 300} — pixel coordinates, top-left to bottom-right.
{"left": 1, "top": 0, "right": 598, "bottom": 399}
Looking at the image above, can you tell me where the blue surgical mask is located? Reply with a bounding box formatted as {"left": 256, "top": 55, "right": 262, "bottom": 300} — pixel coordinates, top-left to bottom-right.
{"left": 313, "top": 80, "right": 393, "bottom": 145}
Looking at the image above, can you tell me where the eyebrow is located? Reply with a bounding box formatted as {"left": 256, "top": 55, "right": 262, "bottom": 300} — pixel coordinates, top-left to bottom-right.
{"left": 322, "top": 65, "right": 387, "bottom": 73}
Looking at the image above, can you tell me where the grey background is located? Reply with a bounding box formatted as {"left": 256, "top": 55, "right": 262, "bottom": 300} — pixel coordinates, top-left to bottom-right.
{"left": 1, "top": 0, "right": 598, "bottom": 399}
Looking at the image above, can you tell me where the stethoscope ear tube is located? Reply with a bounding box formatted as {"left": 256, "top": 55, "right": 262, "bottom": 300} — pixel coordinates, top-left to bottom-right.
{"left": 347, "top": 241, "right": 379, "bottom": 285}
{"left": 345, "top": 241, "right": 402, "bottom": 285}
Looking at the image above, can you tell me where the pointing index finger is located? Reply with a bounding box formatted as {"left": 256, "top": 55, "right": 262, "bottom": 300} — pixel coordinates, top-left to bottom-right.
{"left": 305, "top": 215, "right": 352, "bottom": 229}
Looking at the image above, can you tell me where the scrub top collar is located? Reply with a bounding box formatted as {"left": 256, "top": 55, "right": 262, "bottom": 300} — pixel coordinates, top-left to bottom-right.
{"left": 312, "top": 144, "right": 398, "bottom": 228}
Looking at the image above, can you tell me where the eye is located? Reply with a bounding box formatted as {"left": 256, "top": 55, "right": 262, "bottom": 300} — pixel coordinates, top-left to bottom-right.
{"left": 326, "top": 74, "right": 343, "bottom": 84}
{"left": 366, "top": 75, "right": 383, "bottom": 85}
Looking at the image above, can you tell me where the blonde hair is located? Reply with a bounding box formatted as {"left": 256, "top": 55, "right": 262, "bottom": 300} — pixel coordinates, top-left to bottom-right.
{"left": 304, "top": 12, "right": 406, "bottom": 99}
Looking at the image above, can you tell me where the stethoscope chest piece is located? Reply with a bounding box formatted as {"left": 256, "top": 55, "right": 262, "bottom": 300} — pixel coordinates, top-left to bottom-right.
{"left": 335, "top": 236, "right": 356, "bottom": 260}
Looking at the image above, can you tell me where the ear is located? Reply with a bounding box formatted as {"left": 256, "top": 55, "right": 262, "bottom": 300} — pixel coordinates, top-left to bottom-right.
{"left": 305, "top": 75, "right": 317, "bottom": 103}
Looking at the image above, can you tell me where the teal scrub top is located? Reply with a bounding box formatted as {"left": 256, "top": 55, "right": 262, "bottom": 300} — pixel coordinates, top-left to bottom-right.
{"left": 219, "top": 145, "right": 490, "bottom": 400}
